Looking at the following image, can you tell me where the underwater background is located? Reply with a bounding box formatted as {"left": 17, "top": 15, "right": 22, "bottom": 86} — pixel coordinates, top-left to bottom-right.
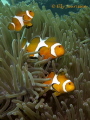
{"left": 0, "top": 0, "right": 90, "bottom": 120}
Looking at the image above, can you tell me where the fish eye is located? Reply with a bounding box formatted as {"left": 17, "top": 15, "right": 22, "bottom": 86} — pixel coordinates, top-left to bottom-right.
{"left": 68, "top": 82, "right": 71, "bottom": 85}
{"left": 58, "top": 45, "right": 61, "bottom": 48}
{"left": 30, "top": 11, "right": 32, "bottom": 12}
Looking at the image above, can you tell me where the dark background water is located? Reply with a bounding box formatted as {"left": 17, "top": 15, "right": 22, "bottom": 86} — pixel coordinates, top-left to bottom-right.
{"left": 35, "top": 0, "right": 79, "bottom": 15}
{"left": 7, "top": 0, "right": 89, "bottom": 16}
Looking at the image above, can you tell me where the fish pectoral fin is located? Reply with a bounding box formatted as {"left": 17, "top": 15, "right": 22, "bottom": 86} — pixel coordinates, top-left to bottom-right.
{"left": 23, "top": 15, "right": 29, "bottom": 21}
{"left": 26, "top": 22, "right": 33, "bottom": 27}
{"left": 26, "top": 23, "right": 33, "bottom": 29}
{"left": 46, "top": 37, "right": 56, "bottom": 43}
{"left": 39, "top": 46, "right": 50, "bottom": 57}
{"left": 52, "top": 83, "right": 61, "bottom": 92}
{"left": 53, "top": 92, "right": 61, "bottom": 96}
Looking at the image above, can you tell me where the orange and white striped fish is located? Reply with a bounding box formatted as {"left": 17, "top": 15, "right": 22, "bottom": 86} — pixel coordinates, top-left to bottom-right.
{"left": 8, "top": 10, "right": 34, "bottom": 31}
{"left": 43, "top": 72, "right": 75, "bottom": 96}
{"left": 22, "top": 37, "right": 65, "bottom": 59}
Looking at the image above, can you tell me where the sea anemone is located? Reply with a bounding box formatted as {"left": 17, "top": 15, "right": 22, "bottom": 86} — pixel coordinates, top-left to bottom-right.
{"left": 0, "top": 1, "right": 90, "bottom": 120}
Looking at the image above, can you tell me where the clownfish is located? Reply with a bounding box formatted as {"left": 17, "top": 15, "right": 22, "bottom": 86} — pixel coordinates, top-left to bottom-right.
{"left": 43, "top": 72, "right": 75, "bottom": 96}
{"left": 8, "top": 10, "right": 34, "bottom": 31}
{"left": 22, "top": 37, "right": 65, "bottom": 59}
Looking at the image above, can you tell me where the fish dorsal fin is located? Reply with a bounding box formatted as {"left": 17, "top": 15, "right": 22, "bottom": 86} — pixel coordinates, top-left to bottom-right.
{"left": 43, "top": 72, "right": 55, "bottom": 85}
{"left": 46, "top": 37, "right": 57, "bottom": 42}
{"left": 45, "top": 37, "right": 57, "bottom": 47}
{"left": 57, "top": 72, "right": 68, "bottom": 83}
{"left": 30, "top": 37, "right": 40, "bottom": 44}
{"left": 47, "top": 72, "right": 55, "bottom": 78}
{"left": 59, "top": 71, "right": 65, "bottom": 75}
{"left": 15, "top": 8, "right": 23, "bottom": 16}
{"left": 26, "top": 37, "right": 40, "bottom": 53}
{"left": 15, "top": 8, "right": 26, "bottom": 17}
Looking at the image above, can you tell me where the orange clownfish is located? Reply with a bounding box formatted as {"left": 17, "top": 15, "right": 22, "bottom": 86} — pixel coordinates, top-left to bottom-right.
{"left": 43, "top": 72, "right": 75, "bottom": 96}
{"left": 8, "top": 10, "right": 34, "bottom": 31}
{"left": 22, "top": 37, "right": 65, "bottom": 59}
